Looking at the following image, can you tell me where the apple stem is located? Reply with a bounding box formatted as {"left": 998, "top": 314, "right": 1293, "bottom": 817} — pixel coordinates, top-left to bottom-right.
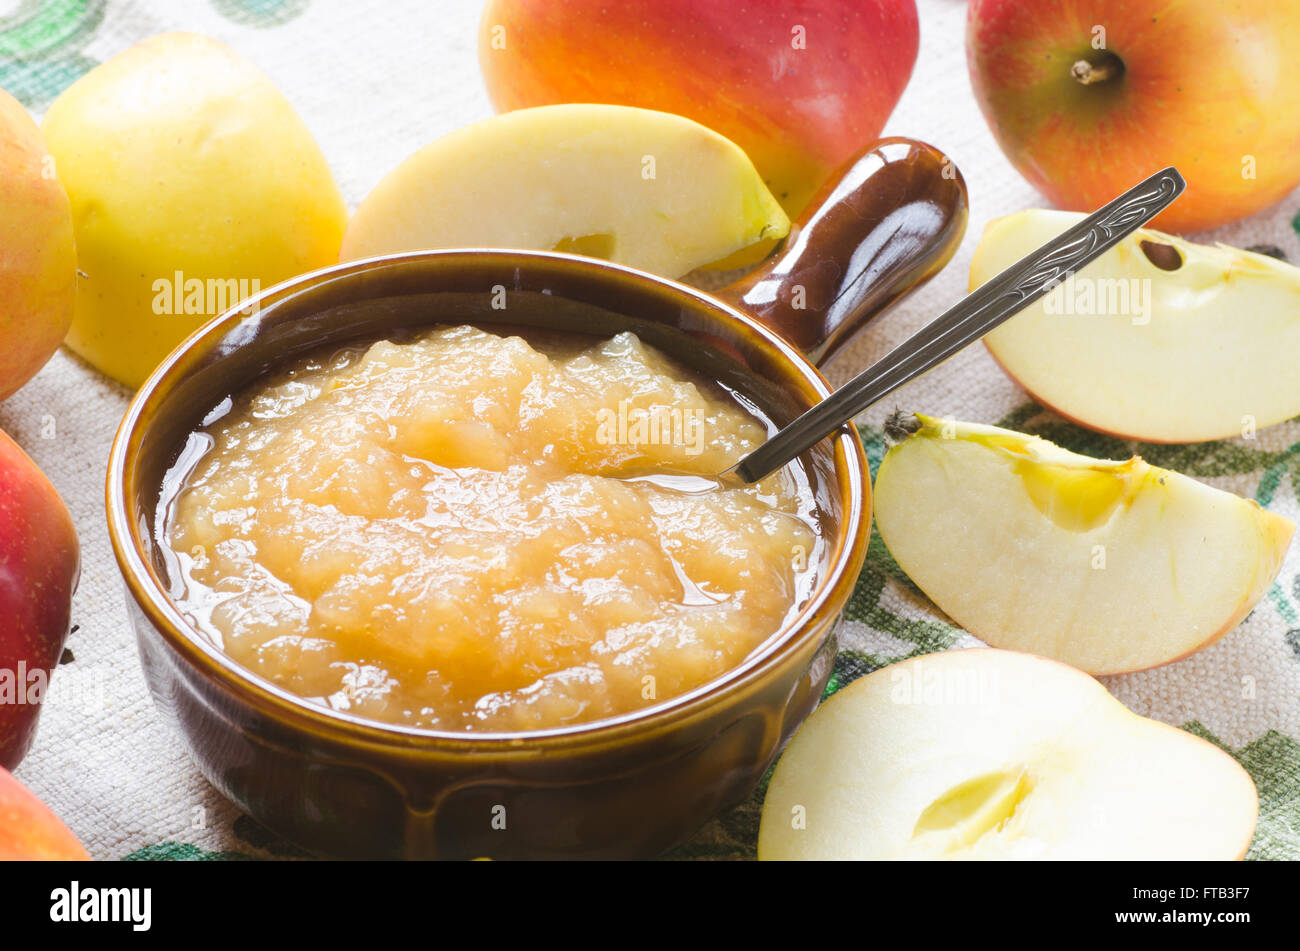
{"left": 884, "top": 411, "right": 922, "bottom": 443}
{"left": 1071, "top": 53, "right": 1123, "bottom": 85}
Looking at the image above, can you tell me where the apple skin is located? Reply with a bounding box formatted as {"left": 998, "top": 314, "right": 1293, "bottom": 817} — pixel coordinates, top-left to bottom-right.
{"left": 43, "top": 32, "right": 348, "bottom": 389}
{"left": 0, "top": 90, "right": 76, "bottom": 401}
{"left": 0, "top": 766, "right": 88, "bottom": 859}
{"left": 478, "top": 0, "right": 919, "bottom": 217}
{"left": 0, "top": 430, "right": 79, "bottom": 771}
{"left": 967, "top": 0, "right": 1300, "bottom": 232}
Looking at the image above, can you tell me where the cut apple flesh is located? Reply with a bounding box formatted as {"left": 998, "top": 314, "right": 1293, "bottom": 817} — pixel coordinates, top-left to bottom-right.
{"left": 972, "top": 209, "right": 1300, "bottom": 442}
{"left": 873, "top": 416, "right": 1293, "bottom": 674}
{"left": 758, "top": 649, "right": 1258, "bottom": 860}
{"left": 911, "top": 767, "right": 1033, "bottom": 854}
{"left": 340, "top": 104, "right": 790, "bottom": 278}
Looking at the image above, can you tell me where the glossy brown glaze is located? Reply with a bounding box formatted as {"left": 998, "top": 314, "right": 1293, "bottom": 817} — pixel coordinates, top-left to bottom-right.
{"left": 109, "top": 250, "right": 869, "bottom": 859}
{"left": 717, "top": 138, "right": 968, "bottom": 364}
{"left": 107, "top": 136, "right": 967, "bottom": 859}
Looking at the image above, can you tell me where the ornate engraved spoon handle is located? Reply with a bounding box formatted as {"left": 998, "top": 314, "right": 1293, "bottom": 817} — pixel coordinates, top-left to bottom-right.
{"left": 734, "top": 167, "right": 1186, "bottom": 484}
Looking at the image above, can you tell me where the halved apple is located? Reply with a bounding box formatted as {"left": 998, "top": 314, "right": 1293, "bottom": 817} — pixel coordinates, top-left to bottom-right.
{"left": 873, "top": 416, "right": 1293, "bottom": 674}
{"left": 340, "top": 104, "right": 790, "bottom": 278}
{"left": 758, "top": 649, "right": 1258, "bottom": 860}
{"left": 972, "top": 209, "right": 1300, "bottom": 442}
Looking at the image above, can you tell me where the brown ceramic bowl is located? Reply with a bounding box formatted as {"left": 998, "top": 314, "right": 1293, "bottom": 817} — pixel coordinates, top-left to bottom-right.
{"left": 106, "top": 138, "right": 966, "bottom": 859}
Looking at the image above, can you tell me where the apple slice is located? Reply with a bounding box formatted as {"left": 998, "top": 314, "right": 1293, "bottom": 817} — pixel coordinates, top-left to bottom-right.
{"left": 340, "top": 104, "right": 790, "bottom": 278}
{"left": 758, "top": 649, "right": 1258, "bottom": 860}
{"left": 873, "top": 415, "right": 1293, "bottom": 675}
{"left": 972, "top": 209, "right": 1300, "bottom": 442}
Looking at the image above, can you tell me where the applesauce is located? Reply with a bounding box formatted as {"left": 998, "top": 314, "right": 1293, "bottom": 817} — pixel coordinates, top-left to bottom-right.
{"left": 161, "top": 324, "right": 821, "bottom": 732}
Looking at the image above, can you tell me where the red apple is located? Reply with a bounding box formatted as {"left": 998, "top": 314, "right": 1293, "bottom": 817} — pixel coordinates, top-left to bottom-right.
{"left": 0, "top": 765, "right": 88, "bottom": 859}
{"left": 0, "top": 89, "right": 76, "bottom": 399}
{"left": 0, "top": 430, "right": 79, "bottom": 770}
{"left": 967, "top": 0, "right": 1300, "bottom": 232}
{"left": 478, "top": 0, "right": 919, "bottom": 217}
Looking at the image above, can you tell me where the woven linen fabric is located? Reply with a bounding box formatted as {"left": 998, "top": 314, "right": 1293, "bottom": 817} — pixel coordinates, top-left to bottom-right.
{"left": 1, "top": 0, "right": 1296, "bottom": 860}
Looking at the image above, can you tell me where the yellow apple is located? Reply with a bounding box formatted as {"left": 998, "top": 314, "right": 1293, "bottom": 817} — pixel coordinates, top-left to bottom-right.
{"left": 340, "top": 104, "right": 789, "bottom": 279}
{"left": 0, "top": 89, "right": 75, "bottom": 400}
{"left": 42, "top": 32, "right": 347, "bottom": 388}
{"left": 973, "top": 209, "right": 1300, "bottom": 442}
{"left": 873, "top": 416, "right": 1293, "bottom": 675}
{"left": 759, "top": 649, "right": 1258, "bottom": 860}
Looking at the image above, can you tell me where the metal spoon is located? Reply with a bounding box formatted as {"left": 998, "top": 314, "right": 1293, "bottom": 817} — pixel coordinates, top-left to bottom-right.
{"left": 631, "top": 166, "right": 1185, "bottom": 492}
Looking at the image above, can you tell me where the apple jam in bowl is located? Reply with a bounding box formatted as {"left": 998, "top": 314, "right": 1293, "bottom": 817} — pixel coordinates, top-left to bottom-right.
{"left": 108, "top": 248, "right": 872, "bottom": 860}
{"left": 162, "top": 323, "right": 822, "bottom": 733}
{"left": 108, "top": 139, "right": 968, "bottom": 858}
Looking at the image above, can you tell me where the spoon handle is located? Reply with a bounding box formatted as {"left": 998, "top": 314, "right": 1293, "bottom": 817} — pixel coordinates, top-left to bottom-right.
{"left": 733, "top": 166, "right": 1186, "bottom": 484}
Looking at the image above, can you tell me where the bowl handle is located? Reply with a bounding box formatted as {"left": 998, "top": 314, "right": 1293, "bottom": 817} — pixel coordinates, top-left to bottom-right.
{"left": 716, "top": 137, "right": 968, "bottom": 368}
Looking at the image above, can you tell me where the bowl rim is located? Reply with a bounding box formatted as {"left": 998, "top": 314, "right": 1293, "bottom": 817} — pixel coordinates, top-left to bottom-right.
{"left": 106, "top": 248, "right": 871, "bottom": 751}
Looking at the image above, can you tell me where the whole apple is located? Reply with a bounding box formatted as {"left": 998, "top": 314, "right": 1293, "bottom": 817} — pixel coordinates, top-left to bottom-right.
{"left": 0, "top": 430, "right": 79, "bottom": 770}
{"left": 478, "top": 0, "right": 919, "bottom": 217}
{"left": 42, "top": 32, "right": 348, "bottom": 389}
{"left": 967, "top": 0, "right": 1300, "bottom": 232}
{"left": 0, "top": 765, "right": 88, "bottom": 859}
{"left": 0, "top": 89, "right": 76, "bottom": 400}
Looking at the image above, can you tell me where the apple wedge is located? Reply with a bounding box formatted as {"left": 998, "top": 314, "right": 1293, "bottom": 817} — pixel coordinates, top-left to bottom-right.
{"left": 340, "top": 104, "right": 790, "bottom": 278}
{"left": 873, "top": 416, "right": 1293, "bottom": 674}
{"left": 758, "top": 649, "right": 1259, "bottom": 860}
{"left": 972, "top": 209, "right": 1300, "bottom": 442}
